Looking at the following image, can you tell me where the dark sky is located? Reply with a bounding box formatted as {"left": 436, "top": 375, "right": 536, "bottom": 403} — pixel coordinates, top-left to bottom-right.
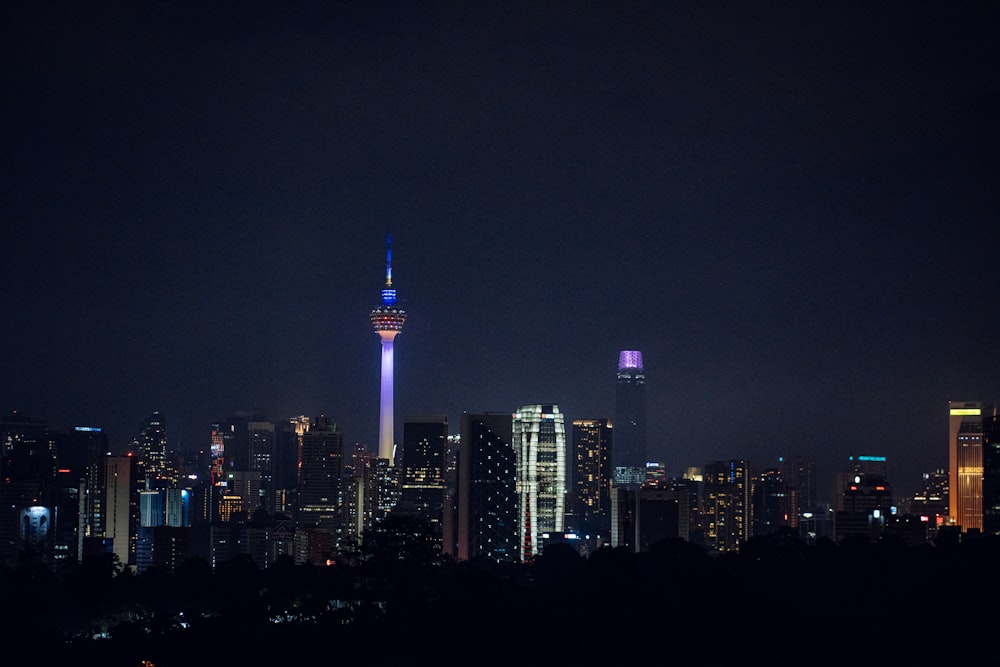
{"left": 3, "top": 1, "right": 998, "bottom": 500}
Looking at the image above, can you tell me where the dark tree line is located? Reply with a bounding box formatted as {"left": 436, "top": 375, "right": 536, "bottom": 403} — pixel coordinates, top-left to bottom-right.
{"left": 2, "top": 529, "right": 994, "bottom": 666}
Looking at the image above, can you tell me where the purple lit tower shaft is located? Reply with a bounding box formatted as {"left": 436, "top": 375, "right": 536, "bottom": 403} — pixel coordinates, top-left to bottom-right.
{"left": 370, "top": 235, "right": 406, "bottom": 466}
{"left": 376, "top": 331, "right": 398, "bottom": 462}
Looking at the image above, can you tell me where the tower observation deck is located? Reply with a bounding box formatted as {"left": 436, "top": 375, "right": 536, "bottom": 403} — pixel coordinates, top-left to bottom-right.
{"left": 370, "top": 234, "right": 406, "bottom": 466}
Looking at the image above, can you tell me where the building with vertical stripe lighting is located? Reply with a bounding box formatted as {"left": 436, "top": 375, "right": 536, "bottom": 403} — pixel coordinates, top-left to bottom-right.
{"left": 514, "top": 404, "right": 566, "bottom": 561}
{"left": 949, "top": 401, "right": 994, "bottom": 533}
{"left": 370, "top": 234, "right": 406, "bottom": 467}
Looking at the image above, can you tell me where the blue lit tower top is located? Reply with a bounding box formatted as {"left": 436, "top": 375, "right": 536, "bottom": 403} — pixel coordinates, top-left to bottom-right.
{"left": 381, "top": 234, "right": 398, "bottom": 307}
{"left": 370, "top": 234, "right": 406, "bottom": 465}
{"left": 371, "top": 234, "right": 407, "bottom": 333}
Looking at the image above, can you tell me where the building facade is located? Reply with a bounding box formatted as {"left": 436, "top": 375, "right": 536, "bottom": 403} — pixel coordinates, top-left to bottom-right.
{"left": 570, "top": 418, "right": 613, "bottom": 542}
{"left": 949, "top": 401, "right": 993, "bottom": 533}
{"left": 514, "top": 404, "right": 567, "bottom": 561}
{"left": 398, "top": 415, "right": 449, "bottom": 533}
{"left": 454, "top": 412, "right": 518, "bottom": 562}
{"left": 296, "top": 415, "right": 345, "bottom": 545}
{"left": 614, "top": 350, "right": 647, "bottom": 488}
{"left": 983, "top": 414, "right": 1000, "bottom": 536}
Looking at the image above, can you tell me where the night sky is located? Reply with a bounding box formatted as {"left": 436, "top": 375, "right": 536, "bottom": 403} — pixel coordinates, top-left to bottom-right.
{"left": 4, "top": 2, "right": 998, "bottom": 500}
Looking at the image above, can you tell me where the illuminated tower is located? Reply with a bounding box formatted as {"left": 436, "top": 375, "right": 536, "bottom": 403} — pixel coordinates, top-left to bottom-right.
{"left": 514, "top": 404, "right": 566, "bottom": 561}
{"left": 614, "top": 350, "right": 647, "bottom": 487}
{"left": 949, "top": 401, "right": 994, "bottom": 532}
{"left": 370, "top": 234, "right": 407, "bottom": 466}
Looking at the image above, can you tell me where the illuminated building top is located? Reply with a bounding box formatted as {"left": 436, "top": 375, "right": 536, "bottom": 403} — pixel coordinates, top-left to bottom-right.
{"left": 618, "top": 350, "right": 643, "bottom": 371}
{"left": 371, "top": 234, "right": 406, "bottom": 333}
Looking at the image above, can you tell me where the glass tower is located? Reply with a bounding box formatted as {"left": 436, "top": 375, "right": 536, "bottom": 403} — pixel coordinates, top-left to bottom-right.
{"left": 614, "top": 350, "right": 647, "bottom": 487}
{"left": 399, "top": 415, "right": 448, "bottom": 529}
{"left": 456, "top": 413, "right": 518, "bottom": 562}
{"left": 514, "top": 404, "right": 566, "bottom": 561}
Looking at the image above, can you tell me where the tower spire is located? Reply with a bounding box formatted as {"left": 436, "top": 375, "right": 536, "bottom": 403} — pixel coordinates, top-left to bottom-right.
{"left": 381, "top": 233, "right": 397, "bottom": 306}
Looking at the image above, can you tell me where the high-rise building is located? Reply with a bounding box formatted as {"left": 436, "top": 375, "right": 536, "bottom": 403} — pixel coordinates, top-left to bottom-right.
{"left": 296, "top": 415, "right": 345, "bottom": 532}
{"left": 570, "top": 418, "right": 613, "bottom": 541}
{"left": 398, "top": 416, "right": 448, "bottom": 533}
{"left": 370, "top": 234, "right": 406, "bottom": 467}
{"left": 752, "top": 467, "right": 793, "bottom": 538}
{"left": 949, "top": 401, "right": 994, "bottom": 533}
{"left": 454, "top": 412, "right": 518, "bottom": 562}
{"left": 778, "top": 455, "right": 818, "bottom": 513}
{"left": 703, "top": 459, "right": 752, "bottom": 553}
{"left": 136, "top": 412, "right": 168, "bottom": 489}
{"left": 1, "top": 414, "right": 64, "bottom": 565}
{"left": 105, "top": 454, "right": 138, "bottom": 568}
{"left": 293, "top": 415, "right": 347, "bottom": 565}
{"left": 834, "top": 465, "right": 893, "bottom": 543}
{"left": 614, "top": 350, "right": 647, "bottom": 488}
{"left": 66, "top": 425, "right": 109, "bottom": 562}
{"left": 637, "top": 484, "right": 687, "bottom": 551}
{"left": 247, "top": 420, "right": 275, "bottom": 512}
{"left": 513, "top": 404, "right": 567, "bottom": 561}
{"left": 983, "top": 415, "right": 1000, "bottom": 536}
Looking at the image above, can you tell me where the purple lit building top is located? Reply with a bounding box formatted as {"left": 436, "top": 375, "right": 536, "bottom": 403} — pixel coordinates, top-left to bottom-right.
{"left": 618, "top": 350, "right": 643, "bottom": 371}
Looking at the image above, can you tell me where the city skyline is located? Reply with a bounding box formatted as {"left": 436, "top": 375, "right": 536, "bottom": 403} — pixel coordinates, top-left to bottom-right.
{"left": 4, "top": 2, "right": 999, "bottom": 500}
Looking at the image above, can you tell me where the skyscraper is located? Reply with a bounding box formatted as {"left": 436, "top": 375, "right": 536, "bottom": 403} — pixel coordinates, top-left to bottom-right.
{"left": 703, "top": 459, "right": 752, "bottom": 553}
{"left": 983, "top": 413, "right": 1000, "bottom": 536}
{"left": 136, "top": 411, "right": 168, "bottom": 489}
{"left": 370, "top": 234, "right": 406, "bottom": 466}
{"left": 398, "top": 415, "right": 448, "bottom": 531}
{"left": 513, "top": 404, "right": 566, "bottom": 561}
{"left": 571, "top": 418, "right": 613, "bottom": 540}
{"left": 614, "top": 350, "right": 647, "bottom": 487}
{"left": 296, "top": 415, "right": 345, "bottom": 531}
{"left": 454, "top": 412, "right": 518, "bottom": 562}
{"left": 949, "top": 401, "right": 994, "bottom": 533}
{"left": 105, "top": 454, "right": 137, "bottom": 568}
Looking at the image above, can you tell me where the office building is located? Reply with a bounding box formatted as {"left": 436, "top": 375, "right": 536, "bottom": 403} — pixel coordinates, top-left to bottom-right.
{"left": 834, "top": 467, "right": 893, "bottom": 543}
{"left": 225, "top": 470, "right": 262, "bottom": 520}
{"left": 949, "top": 401, "right": 994, "bottom": 533}
{"left": 514, "top": 404, "right": 567, "bottom": 561}
{"left": 570, "top": 418, "right": 613, "bottom": 541}
{"left": 0, "top": 413, "right": 57, "bottom": 562}
{"left": 247, "top": 420, "right": 275, "bottom": 512}
{"left": 140, "top": 489, "right": 165, "bottom": 527}
{"left": 752, "top": 467, "right": 793, "bottom": 538}
{"left": 614, "top": 350, "right": 647, "bottom": 488}
{"left": 294, "top": 416, "right": 346, "bottom": 562}
{"left": 983, "top": 415, "right": 1000, "bottom": 535}
{"left": 136, "top": 412, "right": 169, "bottom": 489}
{"left": 370, "top": 233, "right": 406, "bottom": 466}
{"left": 453, "top": 412, "right": 518, "bottom": 562}
{"left": 703, "top": 459, "right": 752, "bottom": 553}
{"left": 105, "top": 454, "right": 138, "bottom": 568}
{"left": 65, "top": 425, "right": 109, "bottom": 562}
{"left": 778, "top": 455, "right": 817, "bottom": 513}
{"left": 398, "top": 415, "right": 448, "bottom": 531}
{"left": 637, "top": 484, "right": 687, "bottom": 551}
{"left": 296, "top": 415, "right": 345, "bottom": 532}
